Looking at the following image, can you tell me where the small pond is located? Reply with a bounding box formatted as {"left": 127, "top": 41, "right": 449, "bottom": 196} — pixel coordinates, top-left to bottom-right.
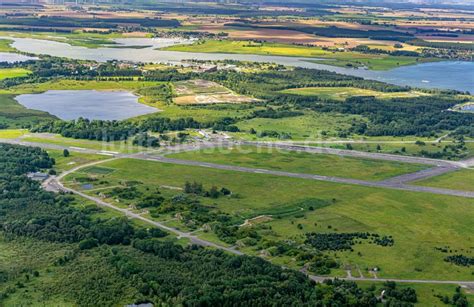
{"left": 15, "top": 90, "right": 159, "bottom": 120}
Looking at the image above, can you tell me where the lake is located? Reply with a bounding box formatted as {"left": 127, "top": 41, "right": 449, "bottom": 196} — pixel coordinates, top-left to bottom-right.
{"left": 6, "top": 37, "right": 474, "bottom": 92}
{"left": 15, "top": 90, "right": 160, "bottom": 120}
{"left": 461, "top": 104, "right": 474, "bottom": 112}
{"left": 0, "top": 52, "right": 38, "bottom": 63}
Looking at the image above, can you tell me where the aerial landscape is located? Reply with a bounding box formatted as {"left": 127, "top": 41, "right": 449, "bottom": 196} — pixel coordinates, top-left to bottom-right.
{"left": 0, "top": 0, "right": 472, "bottom": 306}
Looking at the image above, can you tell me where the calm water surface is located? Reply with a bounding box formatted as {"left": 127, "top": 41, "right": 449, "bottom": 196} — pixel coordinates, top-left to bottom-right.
{"left": 6, "top": 37, "right": 474, "bottom": 92}
{"left": 461, "top": 104, "right": 474, "bottom": 112}
{"left": 15, "top": 90, "right": 159, "bottom": 120}
{"left": 0, "top": 52, "right": 38, "bottom": 63}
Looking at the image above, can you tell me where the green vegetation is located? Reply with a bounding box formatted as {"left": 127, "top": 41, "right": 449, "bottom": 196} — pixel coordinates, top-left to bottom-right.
{"left": 47, "top": 149, "right": 111, "bottom": 173}
{"left": 235, "top": 113, "right": 365, "bottom": 140}
{"left": 164, "top": 40, "right": 436, "bottom": 70}
{"left": 0, "top": 68, "right": 31, "bottom": 80}
{"left": 0, "top": 39, "right": 15, "bottom": 52}
{"left": 414, "top": 169, "right": 474, "bottom": 192}
{"left": 0, "top": 95, "right": 55, "bottom": 128}
{"left": 0, "top": 128, "right": 26, "bottom": 139}
{"left": 65, "top": 158, "right": 474, "bottom": 280}
{"left": 281, "top": 86, "right": 426, "bottom": 101}
{"left": 167, "top": 145, "right": 429, "bottom": 181}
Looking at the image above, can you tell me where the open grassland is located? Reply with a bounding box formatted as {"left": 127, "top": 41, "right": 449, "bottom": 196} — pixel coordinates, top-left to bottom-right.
{"left": 167, "top": 145, "right": 429, "bottom": 181}
{"left": 236, "top": 113, "right": 367, "bottom": 140}
{"left": 357, "top": 281, "right": 474, "bottom": 306}
{"left": 164, "top": 40, "right": 437, "bottom": 70}
{"left": 281, "top": 87, "right": 427, "bottom": 101}
{"left": 22, "top": 133, "right": 146, "bottom": 154}
{"left": 65, "top": 158, "right": 474, "bottom": 280}
{"left": 0, "top": 94, "right": 55, "bottom": 127}
{"left": 47, "top": 149, "right": 111, "bottom": 173}
{"left": 414, "top": 169, "right": 474, "bottom": 192}
{"left": 0, "top": 68, "right": 31, "bottom": 80}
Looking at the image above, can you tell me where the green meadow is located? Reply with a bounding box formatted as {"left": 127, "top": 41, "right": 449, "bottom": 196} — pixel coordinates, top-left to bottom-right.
{"left": 167, "top": 145, "right": 429, "bottom": 181}
{"left": 0, "top": 68, "right": 31, "bottom": 80}
{"left": 414, "top": 169, "right": 474, "bottom": 192}
{"left": 236, "top": 113, "right": 366, "bottom": 140}
{"left": 47, "top": 149, "right": 111, "bottom": 173}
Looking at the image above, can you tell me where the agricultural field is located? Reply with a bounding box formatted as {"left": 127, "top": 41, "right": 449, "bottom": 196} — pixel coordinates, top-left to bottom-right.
{"left": 173, "top": 79, "right": 257, "bottom": 105}
{"left": 64, "top": 158, "right": 474, "bottom": 281}
{"left": 281, "top": 87, "right": 427, "bottom": 101}
{"left": 164, "top": 40, "right": 437, "bottom": 70}
{"left": 167, "top": 145, "right": 429, "bottom": 181}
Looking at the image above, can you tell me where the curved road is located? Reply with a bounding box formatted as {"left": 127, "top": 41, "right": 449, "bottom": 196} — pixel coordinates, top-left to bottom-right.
{"left": 30, "top": 140, "right": 473, "bottom": 286}
{"left": 43, "top": 159, "right": 474, "bottom": 287}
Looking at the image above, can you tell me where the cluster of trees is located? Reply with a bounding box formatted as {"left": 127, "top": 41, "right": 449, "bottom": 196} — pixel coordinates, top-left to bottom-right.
{"left": 184, "top": 181, "right": 231, "bottom": 199}
{"left": 436, "top": 286, "right": 470, "bottom": 306}
{"left": 0, "top": 16, "right": 180, "bottom": 29}
{"left": 382, "top": 281, "right": 418, "bottom": 304}
{"left": 351, "top": 45, "right": 419, "bottom": 57}
{"left": 444, "top": 255, "right": 474, "bottom": 267}
{"left": 313, "top": 96, "right": 473, "bottom": 137}
{"left": 31, "top": 117, "right": 206, "bottom": 142}
{"left": 0, "top": 144, "right": 167, "bottom": 245}
{"left": 251, "top": 107, "right": 303, "bottom": 119}
{"left": 132, "top": 133, "right": 160, "bottom": 147}
{"left": 305, "top": 232, "right": 394, "bottom": 251}
{"left": 307, "top": 254, "right": 338, "bottom": 275}
{"left": 136, "top": 83, "right": 174, "bottom": 104}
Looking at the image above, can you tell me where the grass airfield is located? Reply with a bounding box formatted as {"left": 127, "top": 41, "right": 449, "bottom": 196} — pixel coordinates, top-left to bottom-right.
{"left": 61, "top": 157, "right": 474, "bottom": 281}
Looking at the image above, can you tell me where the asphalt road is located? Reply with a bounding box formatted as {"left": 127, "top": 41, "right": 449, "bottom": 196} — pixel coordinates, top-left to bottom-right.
{"left": 35, "top": 141, "right": 474, "bottom": 286}
{"left": 139, "top": 154, "right": 474, "bottom": 198}
{"left": 239, "top": 141, "right": 465, "bottom": 167}
{"left": 45, "top": 160, "right": 243, "bottom": 256}
{"left": 3, "top": 138, "right": 473, "bottom": 198}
